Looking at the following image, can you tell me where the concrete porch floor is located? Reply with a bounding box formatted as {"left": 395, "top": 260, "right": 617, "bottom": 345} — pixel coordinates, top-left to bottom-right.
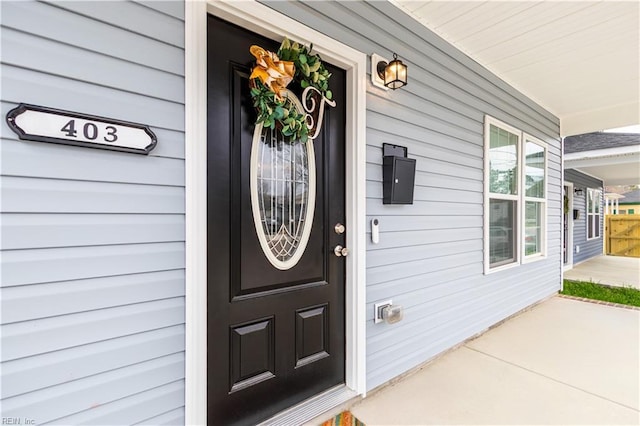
{"left": 564, "top": 255, "right": 640, "bottom": 289}
{"left": 326, "top": 297, "right": 640, "bottom": 425}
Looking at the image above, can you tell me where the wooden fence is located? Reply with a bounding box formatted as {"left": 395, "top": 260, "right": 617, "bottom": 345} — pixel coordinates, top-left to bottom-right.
{"left": 606, "top": 215, "right": 640, "bottom": 257}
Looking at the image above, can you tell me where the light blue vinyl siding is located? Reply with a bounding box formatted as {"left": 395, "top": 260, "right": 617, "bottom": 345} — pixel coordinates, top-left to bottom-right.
{"left": 1, "top": 0, "right": 564, "bottom": 420}
{"left": 262, "top": 0, "right": 562, "bottom": 391}
{"left": 0, "top": 1, "right": 185, "bottom": 424}
{"left": 564, "top": 169, "right": 604, "bottom": 263}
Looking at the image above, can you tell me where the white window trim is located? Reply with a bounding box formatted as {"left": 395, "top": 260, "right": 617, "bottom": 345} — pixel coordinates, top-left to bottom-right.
{"left": 522, "top": 134, "right": 548, "bottom": 264}
{"left": 484, "top": 116, "right": 521, "bottom": 274}
{"left": 483, "top": 116, "right": 548, "bottom": 274}
{"left": 185, "top": 1, "right": 368, "bottom": 424}
{"left": 586, "top": 188, "right": 602, "bottom": 240}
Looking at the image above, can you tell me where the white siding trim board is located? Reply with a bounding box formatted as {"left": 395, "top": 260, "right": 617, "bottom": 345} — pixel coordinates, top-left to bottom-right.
{"left": 184, "top": 2, "right": 208, "bottom": 424}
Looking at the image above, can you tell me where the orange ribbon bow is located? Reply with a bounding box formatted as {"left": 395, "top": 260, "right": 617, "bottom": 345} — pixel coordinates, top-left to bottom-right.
{"left": 249, "top": 45, "right": 295, "bottom": 101}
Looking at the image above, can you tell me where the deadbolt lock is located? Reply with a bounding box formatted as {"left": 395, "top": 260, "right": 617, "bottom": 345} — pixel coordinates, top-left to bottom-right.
{"left": 334, "top": 223, "right": 345, "bottom": 234}
{"left": 334, "top": 245, "right": 349, "bottom": 257}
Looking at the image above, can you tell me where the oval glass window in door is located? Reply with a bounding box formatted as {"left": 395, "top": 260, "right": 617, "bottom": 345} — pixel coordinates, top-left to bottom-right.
{"left": 250, "top": 90, "right": 316, "bottom": 270}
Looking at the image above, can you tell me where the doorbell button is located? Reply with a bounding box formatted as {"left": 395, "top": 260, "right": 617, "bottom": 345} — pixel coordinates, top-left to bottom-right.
{"left": 371, "top": 218, "right": 380, "bottom": 244}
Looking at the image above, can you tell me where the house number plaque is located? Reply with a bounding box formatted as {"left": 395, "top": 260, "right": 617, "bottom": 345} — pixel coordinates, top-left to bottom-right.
{"left": 6, "top": 104, "right": 157, "bottom": 154}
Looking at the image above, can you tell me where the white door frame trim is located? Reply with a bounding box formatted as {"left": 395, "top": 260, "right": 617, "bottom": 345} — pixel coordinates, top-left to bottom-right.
{"left": 185, "top": 1, "right": 368, "bottom": 424}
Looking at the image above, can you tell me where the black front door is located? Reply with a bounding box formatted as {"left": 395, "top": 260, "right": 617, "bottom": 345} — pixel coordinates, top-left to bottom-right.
{"left": 207, "top": 16, "right": 347, "bottom": 426}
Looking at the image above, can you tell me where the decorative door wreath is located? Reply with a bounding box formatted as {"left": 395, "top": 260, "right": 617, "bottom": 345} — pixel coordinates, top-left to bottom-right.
{"left": 249, "top": 38, "right": 336, "bottom": 143}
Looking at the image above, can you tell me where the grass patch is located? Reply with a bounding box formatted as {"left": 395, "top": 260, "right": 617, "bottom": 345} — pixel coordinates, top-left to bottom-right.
{"left": 562, "top": 279, "right": 640, "bottom": 307}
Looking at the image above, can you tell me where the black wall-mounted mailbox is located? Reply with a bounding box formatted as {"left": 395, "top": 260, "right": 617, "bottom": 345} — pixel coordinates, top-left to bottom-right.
{"left": 382, "top": 143, "right": 416, "bottom": 205}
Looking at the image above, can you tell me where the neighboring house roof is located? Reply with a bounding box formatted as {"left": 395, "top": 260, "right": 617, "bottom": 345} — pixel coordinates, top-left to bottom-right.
{"left": 563, "top": 132, "right": 640, "bottom": 186}
{"left": 564, "top": 132, "right": 640, "bottom": 154}
{"left": 619, "top": 189, "right": 640, "bottom": 204}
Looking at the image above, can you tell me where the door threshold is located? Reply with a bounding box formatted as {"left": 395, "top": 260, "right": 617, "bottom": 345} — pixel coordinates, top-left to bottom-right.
{"left": 258, "top": 385, "right": 358, "bottom": 426}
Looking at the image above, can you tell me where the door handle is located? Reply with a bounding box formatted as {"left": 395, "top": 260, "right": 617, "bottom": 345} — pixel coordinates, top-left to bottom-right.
{"left": 334, "top": 245, "right": 349, "bottom": 257}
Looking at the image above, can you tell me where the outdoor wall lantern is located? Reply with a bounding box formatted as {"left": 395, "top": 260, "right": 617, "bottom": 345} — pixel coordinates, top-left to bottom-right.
{"left": 371, "top": 53, "right": 408, "bottom": 90}
{"left": 574, "top": 188, "right": 584, "bottom": 196}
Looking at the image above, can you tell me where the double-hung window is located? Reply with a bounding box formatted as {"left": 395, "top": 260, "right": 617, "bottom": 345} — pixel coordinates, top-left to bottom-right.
{"left": 484, "top": 116, "right": 547, "bottom": 273}
{"left": 587, "top": 188, "right": 602, "bottom": 239}
{"left": 523, "top": 136, "right": 546, "bottom": 257}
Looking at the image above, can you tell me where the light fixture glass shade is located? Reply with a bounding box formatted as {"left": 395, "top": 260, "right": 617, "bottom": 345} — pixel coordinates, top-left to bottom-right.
{"left": 384, "top": 54, "right": 407, "bottom": 89}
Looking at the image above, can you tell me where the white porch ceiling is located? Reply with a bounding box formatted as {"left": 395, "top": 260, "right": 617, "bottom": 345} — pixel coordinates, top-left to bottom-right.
{"left": 394, "top": 1, "right": 640, "bottom": 137}
{"left": 571, "top": 163, "right": 640, "bottom": 186}
{"left": 564, "top": 147, "right": 640, "bottom": 185}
